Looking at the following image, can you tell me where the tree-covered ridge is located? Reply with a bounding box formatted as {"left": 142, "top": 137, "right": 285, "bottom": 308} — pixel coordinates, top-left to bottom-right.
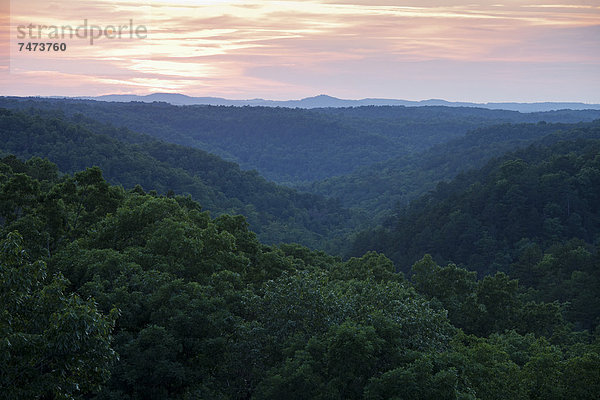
{"left": 2, "top": 97, "right": 600, "bottom": 184}
{"left": 0, "top": 108, "right": 361, "bottom": 251}
{"left": 1, "top": 156, "right": 599, "bottom": 399}
{"left": 349, "top": 126, "right": 600, "bottom": 293}
{"left": 307, "top": 121, "right": 600, "bottom": 218}
{"left": 313, "top": 104, "right": 600, "bottom": 124}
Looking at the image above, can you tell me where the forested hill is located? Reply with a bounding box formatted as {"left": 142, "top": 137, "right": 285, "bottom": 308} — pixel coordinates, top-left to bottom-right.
{"left": 349, "top": 122, "right": 600, "bottom": 277}
{"left": 2, "top": 154, "right": 599, "bottom": 399}
{"left": 307, "top": 121, "right": 599, "bottom": 217}
{"left": 0, "top": 108, "right": 360, "bottom": 250}
{"left": 2, "top": 97, "right": 600, "bottom": 184}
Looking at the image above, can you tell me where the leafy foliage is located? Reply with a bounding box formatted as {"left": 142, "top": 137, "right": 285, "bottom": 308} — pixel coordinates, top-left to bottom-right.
{"left": 0, "top": 231, "right": 117, "bottom": 400}
{"left": 0, "top": 108, "right": 359, "bottom": 251}
{"left": 308, "top": 121, "right": 600, "bottom": 217}
{"left": 1, "top": 99, "right": 599, "bottom": 399}
{"left": 2, "top": 97, "right": 599, "bottom": 184}
{"left": 350, "top": 125, "right": 600, "bottom": 275}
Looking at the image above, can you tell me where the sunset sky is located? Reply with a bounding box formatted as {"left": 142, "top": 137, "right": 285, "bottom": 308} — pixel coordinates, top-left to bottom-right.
{"left": 1, "top": 0, "right": 599, "bottom": 102}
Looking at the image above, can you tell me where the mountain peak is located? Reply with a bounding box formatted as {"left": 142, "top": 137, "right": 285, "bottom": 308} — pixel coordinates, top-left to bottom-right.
{"left": 306, "top": 94, "right": 339, "bottom": 100}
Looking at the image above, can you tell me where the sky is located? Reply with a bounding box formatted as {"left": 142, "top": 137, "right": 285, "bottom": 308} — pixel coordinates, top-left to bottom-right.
{"left": 1, "top": 0, "right": 599, "bottom": 102}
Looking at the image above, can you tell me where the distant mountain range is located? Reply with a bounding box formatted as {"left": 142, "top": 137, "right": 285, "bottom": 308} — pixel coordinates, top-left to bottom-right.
{"left": 72, "top": 93, "right": 600, "bottom": 112}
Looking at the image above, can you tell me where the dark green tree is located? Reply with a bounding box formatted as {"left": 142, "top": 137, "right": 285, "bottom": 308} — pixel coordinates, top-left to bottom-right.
{"left": 0, "top": 232, "right": 117, "bottom": 400}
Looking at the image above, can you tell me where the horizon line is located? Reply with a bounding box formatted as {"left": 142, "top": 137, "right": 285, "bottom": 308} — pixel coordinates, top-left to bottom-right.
{"left": 5, "top": 93, "right": 600, "bottom": 106}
